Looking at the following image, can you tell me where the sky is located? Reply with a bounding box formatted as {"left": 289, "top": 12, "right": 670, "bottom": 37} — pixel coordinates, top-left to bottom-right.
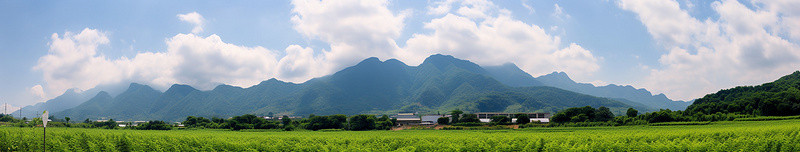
{"left": 2, "top": 0, "right": 800, "bottom": 112}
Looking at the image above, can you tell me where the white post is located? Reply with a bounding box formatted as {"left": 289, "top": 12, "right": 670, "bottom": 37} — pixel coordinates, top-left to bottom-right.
{"left": 42, "top": 111, "right": 47, "bottom": 152}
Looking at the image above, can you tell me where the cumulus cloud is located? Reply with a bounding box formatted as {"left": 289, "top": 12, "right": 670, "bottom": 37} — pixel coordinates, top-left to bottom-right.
{"left": 619, "top": 0, "right": 800, "bottom": 100}
{"left": 29, "top": 85, "right": 46, "bottom": 103}
{"left": 32, "top": 0, "right": 604, "bottom": 103}
{"left": 34, "top": 28, "right": 289, "bottom": 99}
{"left": 290, "top": 0, "right": 407, "bottom": 76}
{"left": 402, "top": 0, "right": 600, "bottom": 81}
{"left": 34, "top": 28, "right": 123, "bottom": 98}
{"left": 178, "top": 12, "right": 205, "bottom": 34}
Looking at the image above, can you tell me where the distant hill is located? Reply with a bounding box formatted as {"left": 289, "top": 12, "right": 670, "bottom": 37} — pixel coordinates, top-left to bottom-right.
{"left": 686, "top": 71, "right": 800, "bottom": 116}
{"left": 12, "top": 82, "right": 129, "bottom": 118}
{"left": 483, "top": 64, "right": 691, "bottom": 111}
{"left": 55, "top": 54, "right": 636, "bottom": 121}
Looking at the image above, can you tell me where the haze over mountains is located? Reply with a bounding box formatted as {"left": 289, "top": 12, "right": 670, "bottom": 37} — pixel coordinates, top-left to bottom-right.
{"left": 15, "top": 54, "right": 689, "bottom": 121}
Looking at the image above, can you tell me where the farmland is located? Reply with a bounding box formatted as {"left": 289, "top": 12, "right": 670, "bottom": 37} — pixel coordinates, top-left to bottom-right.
{"left": 2, "top": 119, "right": 799, "bottom": 151}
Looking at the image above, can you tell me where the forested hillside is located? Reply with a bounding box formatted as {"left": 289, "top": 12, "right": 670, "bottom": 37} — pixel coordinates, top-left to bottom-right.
{"left": 55, "top": 54, "right": 636, "bottom": 121}
{"left": 687, "top": 71, "right": 800, "bottom": 116}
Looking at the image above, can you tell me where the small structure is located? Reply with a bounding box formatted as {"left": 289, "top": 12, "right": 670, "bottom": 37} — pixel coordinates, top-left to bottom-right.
{"left": 392, "top": 113, "right": 421, "bottom": 126}
{"left": 421, "top": 115, "right": 448, "bottom": 125}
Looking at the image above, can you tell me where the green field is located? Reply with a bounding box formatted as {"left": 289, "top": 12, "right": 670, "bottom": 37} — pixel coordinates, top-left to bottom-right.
{"left": 2, "top": 120, "right": 800, "bottom": 151}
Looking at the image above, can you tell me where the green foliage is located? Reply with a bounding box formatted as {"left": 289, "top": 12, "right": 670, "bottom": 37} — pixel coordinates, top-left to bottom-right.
{"left": 459, "top": 114, "right": 480, "bottom": 123}
{"left": 734, "top": 115, "right": 800, "bottom": 121}
{"left": 515, "top": 113, "right": 530, "bottom": 124}
{"left": 687, "top": 71, "right": 800, "bottom": 116}
{"left": 302, "top": 114, "right": 346, "bottom": 131}
{"left": 347, "top": 115, "right": 376, "bottom": 131}
{"left": 227, "top": 114, "right": 280, "bottom": 131}
{"left": 648, "top": 121, "right": 711, "bottom": 126}
{"left": 182, "top": 116, "right": 212, "bottom": 128}
{"left": 437, "top": 117, "right": 450, "bottom": 125}
{"left": 135, "top": 121, "right": 173, "bottom": 130}
{"left": 551, "top": 106, "right": 615, "bottom": 123}
{"left": 0, "top": 114, "right": 16, "bottom": 122}
{"left": 4, "top": 120, "right": 800, "bottom": 151}
{"left": 489, "top": 116, "right": 511, "bottom": 125}
{"left": 626, "top": 108, "right": 638, "bottom": 117}
{"left": 450, "top": 110, "right": 463, "bottom": 123}
{"left": 450, "top": 122, "right": 483, "bottom": 126}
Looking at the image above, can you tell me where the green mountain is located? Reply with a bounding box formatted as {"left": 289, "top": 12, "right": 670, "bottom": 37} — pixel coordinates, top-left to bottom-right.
{"left": 14, "top": 89, "right": 89, "bottom": 118}
{"left": 55, "top": 54, "right": 637, "bottom": 121}
{"left": 483, "top": 64, "right": 691, "bottom": 111}
{"left": 686, "top": 71, "right": 800, "bottom": 116}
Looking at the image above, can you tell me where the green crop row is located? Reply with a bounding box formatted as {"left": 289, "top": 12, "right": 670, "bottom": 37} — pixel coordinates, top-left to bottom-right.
{"left": 1, "top": 119, "right": 799, "bottom": 151}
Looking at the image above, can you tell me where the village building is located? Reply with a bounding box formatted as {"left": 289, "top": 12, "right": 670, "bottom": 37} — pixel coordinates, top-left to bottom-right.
{"left": 391, "top": 113, "right": 421, "bottom": 126}
{"left": 475, "top": 112, "right": 550, "bottom": 123}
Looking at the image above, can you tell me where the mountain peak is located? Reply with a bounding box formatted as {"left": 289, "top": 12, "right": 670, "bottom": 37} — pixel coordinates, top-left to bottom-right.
{"left": 356, "top": 57, "right": 381, "bottom": 65}
{"left": 420, "top": 54, "right": 486, "bottom": 74}
{"left": 165, "top": 84, "right": 197, "bottom": 95}
{"left": 537, "top": 71, "right": 575, "bottom": 84}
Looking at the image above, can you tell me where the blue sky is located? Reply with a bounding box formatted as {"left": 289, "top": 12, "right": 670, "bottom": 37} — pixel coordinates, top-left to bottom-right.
{"left": 2, "top": 0, "right": 800, "bottom": 111}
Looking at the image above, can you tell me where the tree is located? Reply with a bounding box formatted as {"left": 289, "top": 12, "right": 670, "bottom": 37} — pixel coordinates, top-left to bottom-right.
{"left": 84, "top": 118, "right": 91, "bottom": 124}
{"left": 375, "top": 115, "right": 394, "bottom": 130}
{"left": 515, "top": 113, "right": 530, "bottom": 124}
{"left": 136, "top": 120, "right": 172, "bottom": 130}
{"left": 64, "top": 117, "right": 71, "bottom": 123}
{"left": 347, "top": 114, "right": 376, "bottom": 131}
{"left": 281, "top": 115, "right": 292, "bottom": 126}
{"left": 183, "top": 116, "right": 212, "bottom": 128}
{"left": 594, "top": 107, "right": 614, "bottom": 122}
{"left": 460, "top": 114, "right": 480, "bottom": 123}
{"left": 450, "top": 109, "right": 463, "bottom": 123}
{"left": 437, "top": 117, "right": 450, "bottom": 125}
{"left": 627, "top": 108, "right": 638, "bottom": 117}
{"left": 490, "top": 116, "right": 511, "bottom": 125}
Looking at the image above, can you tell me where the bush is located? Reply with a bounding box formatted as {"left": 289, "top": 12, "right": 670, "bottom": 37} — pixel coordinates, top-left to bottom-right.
{"left": 437, "top": 117, "right": 450, "bottom": 125}
{"left": 135, "top": 121, "right": 173, "bottom": 130}
{"left": 649, "top": 121, "right": 711, "bottom": 126}
{"left": 515, "top": 114, "right": 530, "bottom": 124}
{"left": 451, "top": 122, "right": 483, "bottom": 126}
{"left": 490, "top": 116, "right": 511, "bottom": 125}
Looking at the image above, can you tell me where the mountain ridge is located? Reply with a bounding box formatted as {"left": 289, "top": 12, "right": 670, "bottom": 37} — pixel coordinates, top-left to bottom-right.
{"left": 54, "top": 54, "right": 639, "bottom": 121}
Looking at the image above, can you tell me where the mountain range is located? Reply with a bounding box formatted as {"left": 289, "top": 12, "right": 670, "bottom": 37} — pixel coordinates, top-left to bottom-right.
{"left": 15, "top": 54, "right": 688, "bottom": 121}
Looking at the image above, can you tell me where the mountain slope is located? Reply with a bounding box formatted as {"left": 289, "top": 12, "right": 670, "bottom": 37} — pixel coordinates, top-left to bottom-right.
{"left": 482, "top": 63, "right": 692, "bottom": 111}
{"left": 686, "top": 71, "right": 800, "bottom": 116}
{"left": 55, "top": 54, "right": 638, "bottom": 121}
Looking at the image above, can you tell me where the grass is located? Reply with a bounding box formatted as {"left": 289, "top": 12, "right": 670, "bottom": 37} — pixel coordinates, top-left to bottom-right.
{"left": 734, "top": 115, "right": 800, "bottom": 121}
{"left": 1, "top": 119, "right": 799, "bottom": 151}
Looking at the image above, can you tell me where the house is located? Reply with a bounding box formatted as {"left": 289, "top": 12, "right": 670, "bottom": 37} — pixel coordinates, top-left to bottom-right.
{"left": 475, "top": 112, "right": 551, "bottom": 123}
{"left": 391, "top": 113, "right": 421, "bottom": 126}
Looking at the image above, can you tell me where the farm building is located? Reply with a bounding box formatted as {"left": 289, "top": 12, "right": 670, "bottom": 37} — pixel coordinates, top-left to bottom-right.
{"left": 475, "top": 112, "right": 550, "bottom": 123}
{"left": 391, "top": 113, "right": 421, "bottom": 126}
{"left": 420, "top": 115, "right": 449, "bottom": 125}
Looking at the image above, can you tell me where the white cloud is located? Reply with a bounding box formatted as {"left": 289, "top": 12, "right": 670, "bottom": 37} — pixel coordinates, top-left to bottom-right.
{"left": 521, "top": 0, "right": 534, "bottom": 14}
{"left": 290, "top": 0, "right": 407, "bottom": 76}
{"left": 177, "top": 12, "right": 205, "bottom": 34}
{"left": 34, "top": 28, "right": 122, "bottom": 98}
{"left": 29, "top": 85, "right": 46, "bottom": 103}
{"left": 34, "top": 29, "right": 288, "bottom": 99}
{"left": 552, "top": 4, "right": 570, "bottom": 20}
{"left": 619, "top": 0, "right": 800, "bottom": 100}
{"left": 31, "top": 0, "right": 604, "bottom": 104}
{"left": 403, "top": 0, "right": 600, "bottom": 82}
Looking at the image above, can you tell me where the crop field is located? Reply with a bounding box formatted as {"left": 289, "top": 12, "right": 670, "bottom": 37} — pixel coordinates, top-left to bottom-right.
{"left": 2, "top": 120, "right": 800, "bottom": 151}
